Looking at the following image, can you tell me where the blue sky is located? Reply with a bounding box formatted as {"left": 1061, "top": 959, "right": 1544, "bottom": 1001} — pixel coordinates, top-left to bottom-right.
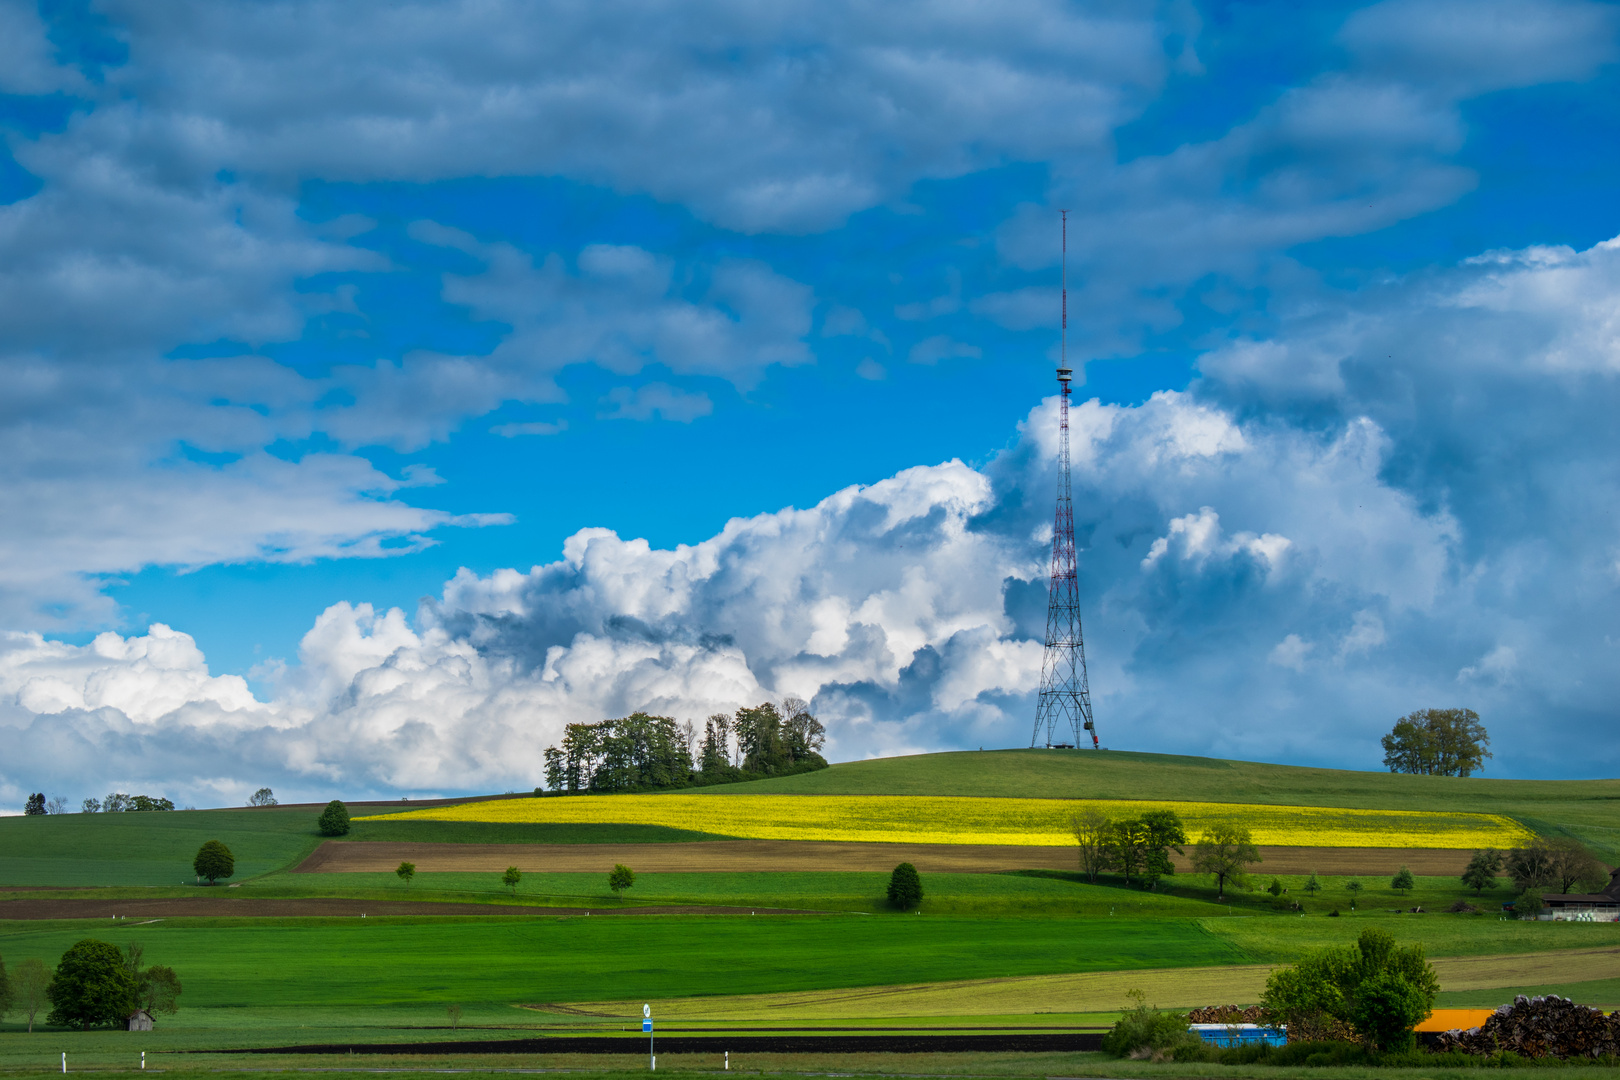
{"left": 1, "top": 0, "right": 1618, "bottom": 805}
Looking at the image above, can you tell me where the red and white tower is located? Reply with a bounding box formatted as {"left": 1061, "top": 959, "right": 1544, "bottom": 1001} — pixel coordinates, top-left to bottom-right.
{"left": 1032, "top": 210, "right": 1099, "bottom": 750}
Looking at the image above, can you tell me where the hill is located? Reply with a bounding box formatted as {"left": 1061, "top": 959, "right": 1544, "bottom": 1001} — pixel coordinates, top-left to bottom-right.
{"left": 702, "top": 749, "right": 1620, "bottom": 857}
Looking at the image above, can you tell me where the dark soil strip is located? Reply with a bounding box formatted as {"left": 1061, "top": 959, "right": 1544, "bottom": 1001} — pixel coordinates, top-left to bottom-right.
{"left": 0, "top": 897, "right": 814, "bottom": 919}
{"left": 235, "top": 1034, "right": 1105, "bottom": 1055}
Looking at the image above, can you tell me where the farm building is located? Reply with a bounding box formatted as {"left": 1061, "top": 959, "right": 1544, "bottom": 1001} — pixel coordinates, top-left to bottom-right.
{"left": 127, "top": 1009, "right": 154, "bottom": 1031}
{"left": 1539, "top": 866, "right": 1620, "bottom": 922}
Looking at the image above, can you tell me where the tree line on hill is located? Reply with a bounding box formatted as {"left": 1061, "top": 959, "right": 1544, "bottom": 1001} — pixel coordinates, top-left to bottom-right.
{"left": 22, "top": 792, "right": 176, "bottom": 815}
{"left": 541, "top": 699, "right": 828, "bottom": 793}
{"left": 0, "top": 939, "right": 181, "bottom": 1031}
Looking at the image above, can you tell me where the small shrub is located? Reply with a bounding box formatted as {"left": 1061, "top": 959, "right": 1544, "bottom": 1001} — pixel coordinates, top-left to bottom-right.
{"left": 1448, "top": 899, "right": 1478, "bottom": 913}
{"left": 886, "top": 862, "right": 923, "bottom": 909}
{"left": 317, "top": 800, "right": 350, "bottom": 836}
{"left": 1103, "top": 990, "right": 1206, "bottom": 1061}
{"left": 192, "top": 840, "right": 235, "bottom": 884}
{"left": 1327, "top": 908, "right": 1340, "bottom": 917}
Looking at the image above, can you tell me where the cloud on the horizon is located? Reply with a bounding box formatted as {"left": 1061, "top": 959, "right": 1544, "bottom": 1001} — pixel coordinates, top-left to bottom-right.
{"left": 9, "top": 231, "right": 1620, "bottom": 805}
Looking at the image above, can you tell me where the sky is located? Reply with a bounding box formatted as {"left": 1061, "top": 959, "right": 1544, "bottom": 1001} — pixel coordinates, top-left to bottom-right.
{"left": 2, "top": 0, "right": 1619, "bottom": 808}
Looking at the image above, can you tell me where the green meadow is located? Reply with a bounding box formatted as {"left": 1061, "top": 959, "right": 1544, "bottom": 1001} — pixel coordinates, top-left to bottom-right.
{"left": 1, "top": 748, "right": 1615, "bottom": 1072}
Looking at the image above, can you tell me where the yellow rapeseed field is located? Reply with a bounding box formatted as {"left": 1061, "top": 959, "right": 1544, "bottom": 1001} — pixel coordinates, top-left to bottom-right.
{"left": 359, "top": 794, "right": 1531, "bottom": 848}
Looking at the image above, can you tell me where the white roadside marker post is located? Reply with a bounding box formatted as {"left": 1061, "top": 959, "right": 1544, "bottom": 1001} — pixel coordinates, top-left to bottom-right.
{"left": 644, "top": 1003, "right": 654, "bottom": 1070}
{"left": 61, "top": 1053, "right": 66, "bottom": 1073}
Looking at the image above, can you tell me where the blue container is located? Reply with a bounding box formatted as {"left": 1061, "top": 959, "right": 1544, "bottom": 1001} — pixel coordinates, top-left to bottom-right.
{"left": 1188, "top": 1023, "right": 1287, "bottom": 1047}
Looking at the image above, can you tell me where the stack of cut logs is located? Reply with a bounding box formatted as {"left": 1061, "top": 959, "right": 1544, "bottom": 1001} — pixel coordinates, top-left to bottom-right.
{"left": 1434, "top": 995, "right": 1620, "bottom": 1058}
{"left": 1186, "top": 1005, "right": 1265, "bottom": 1023}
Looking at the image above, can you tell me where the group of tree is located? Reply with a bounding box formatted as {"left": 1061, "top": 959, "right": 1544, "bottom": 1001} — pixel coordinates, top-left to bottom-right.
{"left": 1380, "top": 708, "right": 1491, "bottom": 776}
{"left": 80, "top": 794, "right": 176, "bottom": 813}
{"left": 1074, "top": 811, "right": 1263, "bottom": 899}
{"left": 541, "top": 700, "right": 828, "bottom": 793}
{"left": 247, "top": 788, "right": 277, "bottom": 807}
{"left": 0, "top": 939, "right": 183, "bottom": 1031}
{"left": 22, "top": 794, "right": 66, "bottom": 815}
{"left": 1260, "top": 928, "right": 1439, "bottom": 1051}
{"left": 1070, "top": 808, "right": 1193, "bottom": 890}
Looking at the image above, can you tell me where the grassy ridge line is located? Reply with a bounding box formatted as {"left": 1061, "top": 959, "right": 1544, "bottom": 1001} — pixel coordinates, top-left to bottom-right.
{"left": 360, "top": 792, "right": 1531, "bottom": 849}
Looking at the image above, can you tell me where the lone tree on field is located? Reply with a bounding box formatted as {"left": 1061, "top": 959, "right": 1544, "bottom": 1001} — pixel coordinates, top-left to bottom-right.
{"left": 192, "top": 840, "right": 235, "bottom": 884}
{"left": 887, "top": 862, "right": 923, "bottom": 910}
{"left": 248, "top": 787, "right": 277, "bottom": 807}
{"left": 1462, "top": 848, "right": 1502, "bottom": 894}
{"left": 1391, "top": 866, "right": 1414, "bottom": 896}
{"left": 23, "top": 793, "right": 45, "bottom": 815}
{"left": 13, "top": 956, "right": 49, "bottom": 1031}
{"left": 46, "top": 938, "right": 138, "bottom": 1029}
{"left": 1304, "top": 872, "right": 1321, "bottom": 897}
{"left": 502, "top": 866, "right": 522, "bottom": 893}
{"left": 608, "top": 864, "right": 635, "bottom": 895}
{"left": 1190, "top": 824, "right": 1260, "bottom": 900}
{"left": 396, "top": 861, "right": 416, "bottom": 887}
{"left": 317, "top": 800, "right": 350, "bottom": 836}
{"left": 447, "top": 1004, "right": 463, "bottom": 1029}
{"left": 1346, "top": 879, "right": 1363, "bottom": 909}
{"left": 1381, "top": 708, "right": 1491, "bottom": 776}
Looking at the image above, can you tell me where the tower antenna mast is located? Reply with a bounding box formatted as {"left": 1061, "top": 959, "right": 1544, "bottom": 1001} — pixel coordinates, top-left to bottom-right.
{"left": 1032, "top": 210, "right": 1099, "bottom": 750}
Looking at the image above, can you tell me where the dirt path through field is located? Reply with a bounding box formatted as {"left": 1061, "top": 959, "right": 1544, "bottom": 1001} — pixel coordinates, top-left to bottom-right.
{"left": 557, "top": 947, "right": 1620, "bottom": 1019}
{"left": 295, "top": 839, "right": 1475, "bottom": 876}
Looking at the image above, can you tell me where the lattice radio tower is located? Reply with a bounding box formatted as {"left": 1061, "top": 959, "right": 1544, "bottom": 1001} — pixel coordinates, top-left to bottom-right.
{"left": 1032, "top": 210, "right": 1099, "bottom": 750}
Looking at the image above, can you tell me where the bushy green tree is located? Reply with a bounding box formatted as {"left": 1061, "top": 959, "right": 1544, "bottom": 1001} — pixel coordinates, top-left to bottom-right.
{"left": 1514, "top": 888, "right": 1544, "bottom": 919}
{"left": 502, "top": 866, "right": 521, "bottom": 893}
{"left": 1139, "top": 810, "right": 1187, "bottom": 890}
{"left": 609, "top": 864, "right": 636, "bottom": 894}
{"left": 1191, "top": 824, "right": 1260, "bottom": 899}
{"left": 248, "top": 788, "right": 277, "bottom": 807}
{"left": 1304, "top": 872, "right": 1321, "bottom": 897}
{"left": 1461, "top": 848, "right": 1502, "bottom": 894}
{"left": 1346, "top": 879, "right": 1363, "bottom": 908}
{"left": 46, "top": 939, "right": 137, "bottom": 1029}
{"left": 1260, "top": 928, "right": 1439, "bottom": 1050}
{"left": 396, "top": 861, "right": 416, "bottom": 886}
{"left": 317, "top": 800, "right": 350, "bottom": 836}
{"left": 23, "top": 793, "right": 45, "bottom": 815}
{"left": 1381, "top": 708, "right": 1491, "bottom": 776}
{"left": 1391, "top": 866, "right": 1414, "bottom": 896}
{"left": 1268, "top": 877, "right": 1283, "bottom": 897}
{"left": 887, "top": 862, "right": 923, "bottom": 909}
{"left": 192, "top": 840, "right": 234, "bottom": 884}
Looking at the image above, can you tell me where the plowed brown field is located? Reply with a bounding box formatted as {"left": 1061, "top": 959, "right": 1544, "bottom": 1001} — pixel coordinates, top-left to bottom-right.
{"left": 294, "top": 839, "right": 1474, "bottom": 876}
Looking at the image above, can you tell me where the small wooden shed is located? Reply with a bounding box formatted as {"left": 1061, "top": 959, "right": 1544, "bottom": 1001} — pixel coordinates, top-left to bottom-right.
{"left": 127, "top": 1009, "right": 154, "bottom": 1032}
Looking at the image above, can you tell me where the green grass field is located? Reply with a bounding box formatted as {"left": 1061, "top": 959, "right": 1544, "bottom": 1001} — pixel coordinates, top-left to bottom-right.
{"left": 1, "top": 747, "right": 1614, "bottom": 1069}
